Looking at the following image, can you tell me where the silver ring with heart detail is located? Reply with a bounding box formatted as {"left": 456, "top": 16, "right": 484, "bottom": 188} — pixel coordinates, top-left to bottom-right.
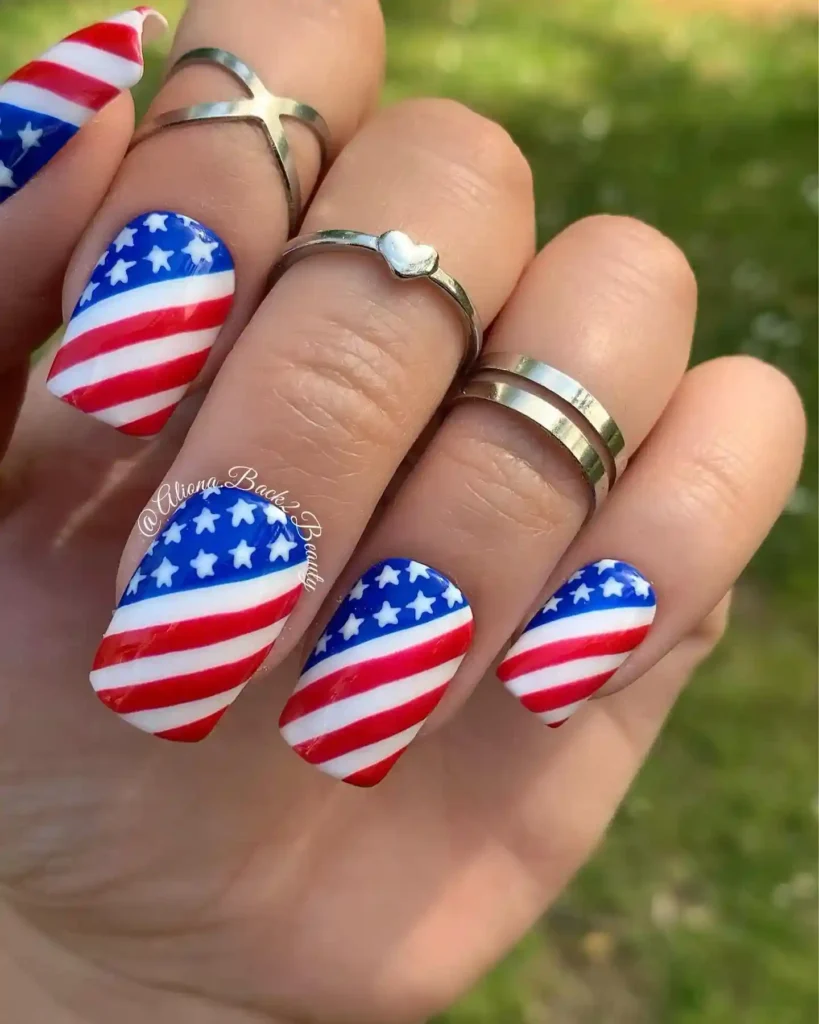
{"left": 269, "top": 229, "right": 484, "bottom": 371}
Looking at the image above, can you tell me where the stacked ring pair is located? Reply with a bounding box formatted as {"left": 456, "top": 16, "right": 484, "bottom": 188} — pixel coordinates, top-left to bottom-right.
{"left": 136, "top": 46, "right": 625, "bottom": 509}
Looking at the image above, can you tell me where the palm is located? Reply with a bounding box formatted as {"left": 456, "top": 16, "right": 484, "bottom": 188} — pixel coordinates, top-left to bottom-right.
{"left": 0, "top": 373, "right": 689, "bottom": 1024}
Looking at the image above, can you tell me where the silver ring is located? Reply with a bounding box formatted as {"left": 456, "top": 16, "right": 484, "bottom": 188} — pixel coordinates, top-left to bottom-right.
{"left": 475, "top": 353, "right": 626, "bottom": 488}
{"left": 270, "top": 229, "right": 484, "bottom": 371}
{"left": 454, "top": 378, "right": 609, "bottom": 509}
{"left": 131, "top": 48, "right": 331, "bottom": 236}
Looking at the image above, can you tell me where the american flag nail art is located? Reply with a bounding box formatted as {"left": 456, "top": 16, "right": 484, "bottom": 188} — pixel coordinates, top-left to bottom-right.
{"left": 280, "top": 559, "right": 474, "bottom": 787}
{"left": 91, "top": 488, "right": 307, "bottom": 741}
{"left": 47, "top": 212, "right": 235, "bottom": 437}
{"left": 0, "top": 8, "right": 166, "bottom": 204}
{"left": 498, "top": 560, "right": 656, "bottom": 727}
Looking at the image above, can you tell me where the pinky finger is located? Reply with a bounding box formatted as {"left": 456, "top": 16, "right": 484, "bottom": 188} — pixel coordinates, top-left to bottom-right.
{"left": 499, "top": 355, "right": 806, "bottom": 725}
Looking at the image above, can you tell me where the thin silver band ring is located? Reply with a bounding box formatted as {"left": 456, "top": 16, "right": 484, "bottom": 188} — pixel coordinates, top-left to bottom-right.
{"left": 474, "top": 352, "right": 626, "bottom": 490}
{"left": 131, "top": 48, "right": 331, "bottom": 236}
{"left": 477, "top": 353, "right": 625, "bottom": 460}
{"left": 270, "top": 229, "right": 484, "bottom": 371}
{"left": 455, "top": 378, "right": 610, "bottom": 508}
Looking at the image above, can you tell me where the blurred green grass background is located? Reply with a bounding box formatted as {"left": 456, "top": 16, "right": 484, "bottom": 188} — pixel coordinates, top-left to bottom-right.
{"left": 1, "top": 0, "right": 816, "bottom": 1020}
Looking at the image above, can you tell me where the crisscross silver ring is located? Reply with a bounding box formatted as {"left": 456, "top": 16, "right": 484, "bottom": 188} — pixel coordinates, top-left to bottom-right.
{"left": 131, "top": 48, "right": 331, "bottom": 236}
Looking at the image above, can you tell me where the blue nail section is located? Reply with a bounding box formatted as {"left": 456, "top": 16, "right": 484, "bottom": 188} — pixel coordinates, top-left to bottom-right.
{"left": 498, "top": 560, "right": 657, "bottom": 727}
{"left": 90, "top": 488, "right": 307, "bottom": 742}
{"left": 280, "top": 558, "right": 475, "bottom": 787}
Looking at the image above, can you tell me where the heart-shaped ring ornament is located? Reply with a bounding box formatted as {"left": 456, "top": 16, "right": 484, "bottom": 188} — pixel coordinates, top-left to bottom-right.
{"left": 273, "top": 228, "right": 483, "bottom": 370}
{"left": 377, "top": 230, "right": 440, "bottom": 279}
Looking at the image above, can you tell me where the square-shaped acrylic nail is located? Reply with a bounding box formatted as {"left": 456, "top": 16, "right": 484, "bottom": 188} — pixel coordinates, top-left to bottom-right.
{"left": 498, "top": 560, "right": 657, "bottom": 727}
{"left": 91, "top": 488, "right": 307, "bottom": 742}
{"left": 0, "top": 8, "right": 165, "bottom": 204}
{"left": 47, "top": 211, "right": 235, "bottom": 436}
{"left": 280, "top": 559, "right": 474, "bottom": 787}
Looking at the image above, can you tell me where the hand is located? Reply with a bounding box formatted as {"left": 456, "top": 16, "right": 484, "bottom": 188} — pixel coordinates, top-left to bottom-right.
{"left": 0, "top": 3, "right": 805, "bottom": 1023}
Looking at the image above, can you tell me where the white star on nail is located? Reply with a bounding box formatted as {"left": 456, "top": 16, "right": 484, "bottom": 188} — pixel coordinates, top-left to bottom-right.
{"left": 0, "top": 161, "right": 16, "bottom": 190}
{"left": 162, "top": 521, "right": 186, "bottom": 544}
{"left": 407, "top": 560, "right": 430, "bottom": 583}
{"left": 147, "top": 540, "right": 158, "bottom": 556}
{"left": 151, "top": 557, "right": 178, "bottom": 588}
{"left": 350, "top": 579, "right": 369, "bottom": 601}
{"left": 315, "top": 632, "right": 331, "bottom": 654}
{"left": 594, "top": 559, "right": 620, "bottom": 574}
{"left": 113, "top": 226, "right": 137, "bottom": 252}
{"left": 442, "top": 582, "right": 463, "bottom": 608}
{"left": 375, "top": 564, "right": 401, "bottom": 588}
{"left": 571, "top": 583, "right": 594, "bottom": 603}
{"left": 106, "top": 258, "right": 136, "bottom": 286}
{"left": 182, "top": 235, "right": 219, "bottom": 265}
{"left": 568, "top": 570, "right": 585, "bottom": 583}
{"left": 201, "top": 486, "right": 221, "bottom": 499}
{"left": 268, "top": 534, "right": 298, "bottom": 562}
{"left": 190, "top": 549, "right": 218, "bottom": 579}
{"left": 339, "top": 612, "right": 364, "bottom": 641}
{"left": 628, "top": 574, "right": 652, "bottom": 598}
{"left": 227, "top": 498, "right": 256, "bottom": 527}
{"left": 96, "top": 250, "right": 109, "bottom": 269}
{"left": 144, "top": 245, "right": 173, "bottom": 273}
{"left": 17, "top": 122, "right": 42, "bottom": 149}
{"left": 143, "top": 213, "right": 169, "bottom": 233}
{"left": 601, "top": 576, "right": 625, "bottom": 598}
{"left": 406, "top": 590, "right": 435, "bottom": 620}
{"left": 373, "top": 601, "right": 400, "bottom": 628}
{"left": 79, "top": 281, "right": 99, "bottom": 306}
{"left": 228, "top": 539, "right": 255, "bottom": 569}
{"left": 263, "top": 503, "right": 287, "bottom": 525}
{"left": 544, "top": 596, "right": 562, "bottom": 613}
{"left": 126, "top": 569, "right": 146, "bottom": 596}
{"left": 177, "top": 214, "right": 196, "bottom": 227}
{"left": 192, "top": 507, "right": 220, "bottom": 534}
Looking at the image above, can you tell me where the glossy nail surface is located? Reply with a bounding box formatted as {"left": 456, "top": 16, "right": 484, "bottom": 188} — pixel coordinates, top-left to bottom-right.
{"left": 47, "top": 212, "right": 235, "bottom": 436}
{"left": 0, "top": 8, "right": 165, "bottom": 204}
{"left": 280, "top": 559, "right": 474, "bottom": 787}
{"left": 91, "top": 488, "right": 307, "bottom": 741}
{"left": 498, "top": 560, "right": 657, "bottom": 727}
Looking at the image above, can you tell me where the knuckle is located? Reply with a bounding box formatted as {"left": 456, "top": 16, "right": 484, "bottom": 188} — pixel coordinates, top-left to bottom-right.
{"left": 676, "top": 437, "right": 751, "bottom": 522}
{"left": 267, "top": 309, "right": 415, "bottom": 459}
{"left": 567, "top": 213, "right": 697, "bottom": 306}
{"left": 283, "top": 0, "right": 383, "bottom": 36}
{"left": 385, "top": 98, "right": 533, "bottom": 202}
{"left": 435, "top": 429, "right": 570, "bottom": 542}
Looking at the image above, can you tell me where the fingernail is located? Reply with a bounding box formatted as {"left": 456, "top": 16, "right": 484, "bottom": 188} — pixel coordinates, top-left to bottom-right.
{"left": 47, "top": 212, "right": 235, "bottom": 436}
{"left": 498, "top": 560, "right": 657, "bottom": 728}
{"left": 91, "top": 488, "right": 307, "bottom": 741}
{"left": 280, "top": 559, "right": 474, "bottom": 787}
{"left": 0, "top": 8, "right": 166, "bottom": 203}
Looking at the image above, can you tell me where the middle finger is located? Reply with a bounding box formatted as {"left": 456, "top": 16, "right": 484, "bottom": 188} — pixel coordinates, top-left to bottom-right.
{"left": 94, "top": 98, "right": 534, "bottom": 739}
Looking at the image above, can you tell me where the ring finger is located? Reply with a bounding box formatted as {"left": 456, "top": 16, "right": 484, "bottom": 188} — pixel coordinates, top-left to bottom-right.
{"left": 47, "top": 0, "right": 385, "bottom": 437}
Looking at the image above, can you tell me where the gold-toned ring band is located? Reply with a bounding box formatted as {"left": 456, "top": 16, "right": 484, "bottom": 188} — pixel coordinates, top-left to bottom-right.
{"left": 454, "top": 378, "right": 609, "bottom": 508}
{"left": 130, "top": 48, "right": 331, "bottom": 236}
